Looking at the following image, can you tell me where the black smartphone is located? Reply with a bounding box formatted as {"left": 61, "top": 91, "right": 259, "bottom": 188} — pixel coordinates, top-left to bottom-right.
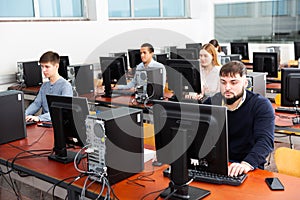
{"left": 265, "top": 177, "right": 284, "bottom": 191}
{"left": 37, "top": 123, "right": 52, "bottom": 128}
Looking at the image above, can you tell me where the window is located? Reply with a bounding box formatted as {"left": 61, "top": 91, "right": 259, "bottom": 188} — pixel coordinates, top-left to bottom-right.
{"left": 108, "top": 0, "right": 187, "bottom": 18}
{"left": 0, "top": 0, "right": 85, "bottom": 19}
{"left": 39, "top": 0, "right": 83, "bottom": 17}
{"left": 0, "top": 0, "right": 34, "bottom": 17}
{"left": 215, "top": 0, "right": 299, "bottom": 43}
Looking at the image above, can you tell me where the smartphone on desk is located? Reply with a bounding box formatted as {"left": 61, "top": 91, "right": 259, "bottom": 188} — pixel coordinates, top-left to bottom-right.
{"left": 265, "top": 177, "right": 284, "bottom": 191}
{"left": 37, "top": 122, "right": 52, "bottom": 128}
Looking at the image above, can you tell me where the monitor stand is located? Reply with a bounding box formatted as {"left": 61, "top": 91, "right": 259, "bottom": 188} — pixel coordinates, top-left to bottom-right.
{"left": 159, "top": 129, "right": 210, "bottom": 200}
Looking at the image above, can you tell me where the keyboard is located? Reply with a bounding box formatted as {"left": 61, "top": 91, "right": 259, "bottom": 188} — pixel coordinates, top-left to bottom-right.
{"left": 275, "top": 107, "right": 300, "bottom": 114}
{"left": 26, "top": 121, "right": 36, "bottom": 126}
{"left": 112, "top": 89, "right": 135, "bottom": 96}
{"left": 163, "top": 168, "right": 247, "bottom": 186}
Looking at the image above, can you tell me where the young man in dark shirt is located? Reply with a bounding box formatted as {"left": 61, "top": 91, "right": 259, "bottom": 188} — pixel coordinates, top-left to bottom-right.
{"left": 205, "top": 61, "right": 274, "bottom": 176}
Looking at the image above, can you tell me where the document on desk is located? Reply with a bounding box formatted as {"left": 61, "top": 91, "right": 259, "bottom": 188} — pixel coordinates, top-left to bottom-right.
{"left": 275, "top": 115, "right": 293, "bottom": 127}
{"left": 144, "top": 148, "right": 155, "bottom": 163}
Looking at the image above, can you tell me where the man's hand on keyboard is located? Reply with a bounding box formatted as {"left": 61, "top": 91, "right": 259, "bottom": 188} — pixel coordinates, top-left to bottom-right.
{"left": 26, "top": 115, "right": 39, "bottom": 122}
{"left": 228, "top": 162, "right": 252, "bottom": 177}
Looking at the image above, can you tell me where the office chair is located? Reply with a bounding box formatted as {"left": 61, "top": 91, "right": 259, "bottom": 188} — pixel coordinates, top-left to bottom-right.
{"left": 274, "top": 147, "right": 300, "bottom": 177}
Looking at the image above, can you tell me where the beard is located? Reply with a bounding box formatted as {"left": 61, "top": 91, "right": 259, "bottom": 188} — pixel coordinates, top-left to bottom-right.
{"left": 223, "top": 88, "right": 244, "bottom": 105}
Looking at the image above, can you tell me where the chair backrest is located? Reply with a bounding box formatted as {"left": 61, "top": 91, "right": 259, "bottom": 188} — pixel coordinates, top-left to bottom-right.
{"left": 274, "top": 147, "right": 300, "bottom": 177}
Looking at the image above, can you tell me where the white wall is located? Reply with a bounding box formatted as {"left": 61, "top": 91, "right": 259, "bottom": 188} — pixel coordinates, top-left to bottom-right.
{"left": 0, "top": 0, "right": 214, "bottom": 76}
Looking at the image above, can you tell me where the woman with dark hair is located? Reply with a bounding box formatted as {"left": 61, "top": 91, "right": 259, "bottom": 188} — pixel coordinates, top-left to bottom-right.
{"left": 209, "top": 39, "right": 226, "bottom": 63}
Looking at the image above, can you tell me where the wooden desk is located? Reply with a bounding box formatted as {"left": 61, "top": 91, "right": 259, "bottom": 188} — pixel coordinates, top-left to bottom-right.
{"left": 267, "top": 82, "right": 281, "bottom": 93}
{"left": 8, "top": 85, "right": 40, "bottom": 95}
{"left": 81, "top": 89, "right": 174, "bottom": 113}
{"left": 0, "top": 125, "right": 299, "bottom": 199}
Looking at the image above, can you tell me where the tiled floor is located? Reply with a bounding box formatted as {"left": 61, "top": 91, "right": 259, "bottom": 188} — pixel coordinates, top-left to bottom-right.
{"left": 0, "top": 177, "right": 62, "bottom": 200}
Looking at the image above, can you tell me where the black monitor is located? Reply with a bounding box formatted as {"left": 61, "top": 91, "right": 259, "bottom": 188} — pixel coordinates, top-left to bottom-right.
{"left": 253, "top": 52, "right": 278, "bottom": 78}
{"left": 221, "top": 46, "right": 228, "bottom": 55}
{"left": 281, "top": 68, "right": 300, "bottom": 107}
{"left": 230, "top": 42, "right": 249, "bottom": 60}
{"left": 166, "top": 59, "right": 201, "bottom": 101}
{"left": 110, "top": 52, "right": 128, "bottom": 71}
{"left": 67, "top": 64, "right": 94, "bottom": 95}
{"left": 153, "top": 100, "right": 228, "bottom": 199}
{"left": 294, "top": 41, "right": 300, "bottom": 60}
{"left": 59, "top": 56, "right": 70, "bottom": 80}
{"left": 175, "top": 48, "right": 199, "bottom": 60}
{"left": 135, "top": 67, "right": 164, "bottom": 101}
{"left": 46, "top": 94, "right": 89, "bottom": 164}
{"left": 100, "top": 56, "right": 127, "bottom": 97}
{"left": 154, "top": 53, "right": 168, "bottom": 65}
{"left": 18, "top": 61, "right": 43, "bottom": 87}
{"left": 128, "top": 49, "right": 142, "bottom": 68}
{"left": 185, "top": 43, "right": 202, "bottom": 55}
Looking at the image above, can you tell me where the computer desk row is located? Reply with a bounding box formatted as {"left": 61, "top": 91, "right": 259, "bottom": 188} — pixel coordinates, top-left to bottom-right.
{"left": 0, "top": 125, "right": 299, "bottom": 199}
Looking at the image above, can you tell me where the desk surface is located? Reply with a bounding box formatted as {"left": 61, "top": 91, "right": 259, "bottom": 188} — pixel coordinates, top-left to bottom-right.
{"left": 0, "top": 125, "right": 299, "bottom": 199}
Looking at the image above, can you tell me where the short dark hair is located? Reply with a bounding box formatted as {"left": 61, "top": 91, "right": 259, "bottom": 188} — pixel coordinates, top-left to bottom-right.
{"left": 39, "top": 51, "right": 60, "bottom": 64}
{"left": 141, "top": 43, "right": 154, "bottom": 53}
{"left": 220, "top": 61, "right": 247, "bottom": 77}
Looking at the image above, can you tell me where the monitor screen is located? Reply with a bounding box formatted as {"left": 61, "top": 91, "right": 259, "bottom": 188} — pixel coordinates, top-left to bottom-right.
{"left": 294, "top": 41, "right": 300, "bottom": 60}
{"left": 128, "top": 49, "right": 142, "bottom": 68}
{"left": 100, "top": 56, "right": 127, "bottom": 97}
{"left": 175, "top": 48, "right": 199, "bottom": 60}
{"left": 67, "top": 64, "right": 94, "bottom": 95}
{"left": 135, "top": 67, "right": 164, "bottom": 100}
{"left": 155, "top": 53, "right": 168, "bottom": 65}
{"left": 185, "top": 43, "right": 202, "bottom": 55}
{"left": 153, "top": 100, "right": 228, "bottom": 198}
{"left": 110, "top": 52, "right": 128, "bottom": 71}
{"left": 253, "top": 52, "right": 278, "bottom": 78}
{"left": 46, "top": 94, "right": 89, "bottom": 163}
{"left": 166, "top": 59, "right": 201, "bottom": 101}
{"left": 21, "top": 61, "right": 43, "bottom": 87}
{"left": 59, "top": 56, "right": 70, "bottom": 80}
{"left": 230, "top": 42, "right": 249, "bottom": 60}
{"left": 281, "top": 68, "right": 300, "bottom": 107}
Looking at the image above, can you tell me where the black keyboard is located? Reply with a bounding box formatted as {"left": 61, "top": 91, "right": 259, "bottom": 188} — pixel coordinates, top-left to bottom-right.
{"left": 275, "top": 107, "right": 300, "bottom": 114}
{"left": 163, "top": 168, "right": 247, "bottom": 186}
{"left": 112, "top": 89, "right": 135, "bottom": 96}
{"left": 26, "top": 121, "right": 36, "bottom": 126}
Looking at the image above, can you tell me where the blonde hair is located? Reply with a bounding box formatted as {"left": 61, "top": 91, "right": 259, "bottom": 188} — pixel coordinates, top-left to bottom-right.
{"left": 201, "top": 43, "right": 221, "bottom": 66}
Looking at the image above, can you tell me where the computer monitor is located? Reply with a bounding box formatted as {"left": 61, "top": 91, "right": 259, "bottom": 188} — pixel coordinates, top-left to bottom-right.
{"left": 17, "top": 61, "right": 43, "bottom": 87}
{"left": 153, "top": 100, "right": 228, "bottom": 199}
{"left": 294, "top": 41, "right": 300, "bottom": 60}
{"left": 185, "top": 43, "right": 202, "bottom": 55}
{"left": 230, "top": 42, "right": 249, "bottom": 60}
{"left": 221, "top": 46, "right": 228, "bottom": 55}
{"left": 154, "top": 53, "right": 168, "bottom": 65}
{"left": 253, "top": 52, "right": 278, "bottom": 78}
{"left": 135, "top": 67, "right": 164, "bottom": 102}
{"left": 128, "top": 49, "right": 142, "bottom": 68}
{"left": 59, "top": 56, "right": 70, "bottom": 80}
{"left": 175, "top": 48, "right": 199, "bottom": 60}
{"left": 67, "top": 64, "right": 94, "bottom": 95}
{"left": 100, "top": 56, "right": 127, "bottom": 97}
{"left": 166, "top": 59, "right": 201, "bottom": 101}
{"left": 110, "top": 52, "right": 128, "bottom": 71}
{"left": 46, "top": 94, "right": 89, "bottom": 164}
{"left": 281, "top": 68, "right": 300, "bottom": 107}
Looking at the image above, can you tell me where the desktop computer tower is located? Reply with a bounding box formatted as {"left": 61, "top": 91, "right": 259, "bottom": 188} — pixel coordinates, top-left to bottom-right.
{"left": 67, "top": 64, "right": 94, "bottom": 95}
{"left": 246, "top": 71, "right": 267, "bottom": 97}
{"left": 0, "top": 90, "right": 27, "bottom": 144}
{"left": 135, "top": 67, "right": 164, "bottom": 102}
{"left": 85, "top": 107, "right": 144, "bottom": 185}
{"left": 17, "top": 61, "right": 42, "bottom": 87}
